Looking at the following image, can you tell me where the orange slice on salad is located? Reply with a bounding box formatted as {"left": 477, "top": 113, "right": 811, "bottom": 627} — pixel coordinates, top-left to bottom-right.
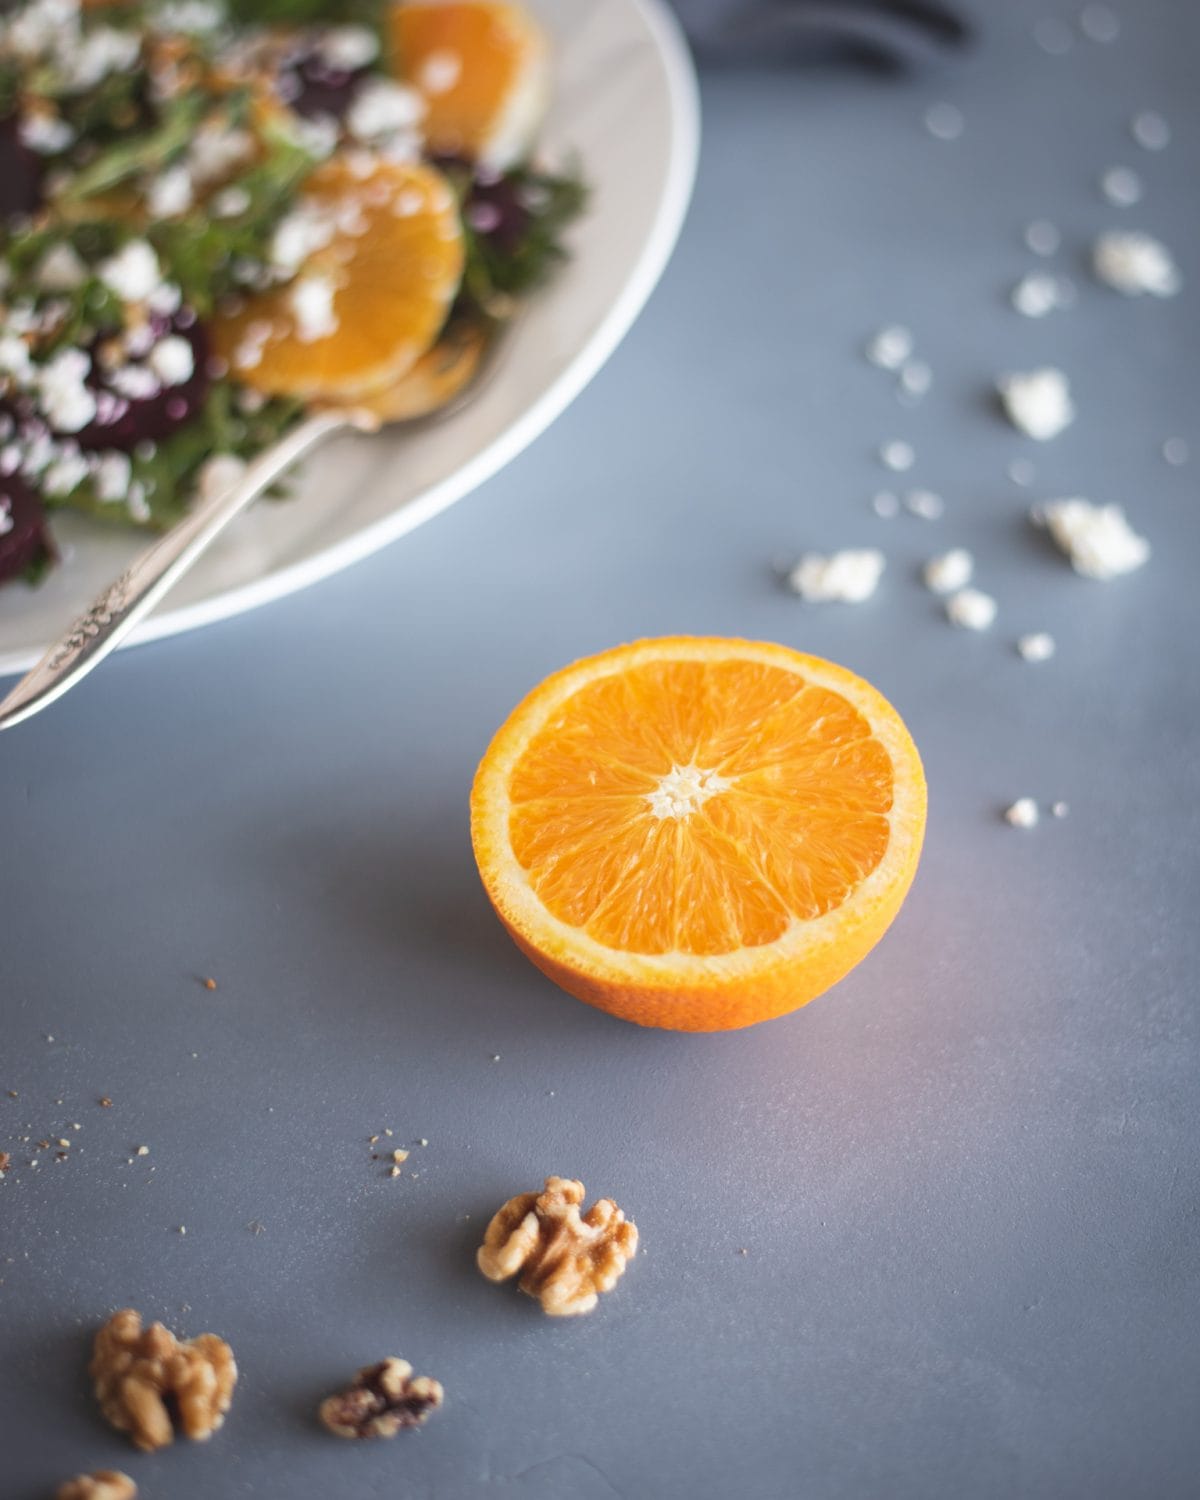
{"left": 388, "top": 0, "right": 549, "bottom": 170}
{"left": 471, "top": 638, "right": 927, "bottom": 1032}
{"left": 210, "top": 157, "right": 464, "bottom": 400}
{"left": 356, "top": 316, "right": 488, "bottom": 420}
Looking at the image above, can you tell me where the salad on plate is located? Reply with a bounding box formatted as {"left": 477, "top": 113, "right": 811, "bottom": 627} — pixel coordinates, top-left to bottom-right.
{"left": 0, "top": 0, "right": 583, "bottom": 586}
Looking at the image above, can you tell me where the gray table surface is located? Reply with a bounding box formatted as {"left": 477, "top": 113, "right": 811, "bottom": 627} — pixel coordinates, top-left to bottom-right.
{"left": 3, "top": 3, "right": 1199, "bottom": 1497}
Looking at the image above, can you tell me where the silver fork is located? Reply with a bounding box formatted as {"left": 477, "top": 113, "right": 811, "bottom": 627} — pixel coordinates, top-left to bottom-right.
{"left": 0, "top": 325, "right": 496, "bottom": 731}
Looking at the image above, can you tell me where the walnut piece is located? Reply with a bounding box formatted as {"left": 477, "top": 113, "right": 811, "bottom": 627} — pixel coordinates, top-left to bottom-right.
{"left": 476, "top": 1176, "right": 638, "bottom": 1316}
{"left": 319, "top": 1358, "right": 444, "bottom": 1438}
{"left": 55, "top": 1473, "right": 136, "bottom": 1500}
{"left": 90, "top": 1309, "right": 237, "bottom": 1452}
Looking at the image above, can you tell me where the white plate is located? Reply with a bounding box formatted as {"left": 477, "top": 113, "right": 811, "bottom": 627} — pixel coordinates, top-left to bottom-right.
{"left": 0, "top": 0, "right": 699, "bottom": 677}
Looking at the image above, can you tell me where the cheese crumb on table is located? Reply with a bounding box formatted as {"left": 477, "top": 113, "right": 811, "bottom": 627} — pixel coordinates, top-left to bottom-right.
{"left": 879, "top": 440, "right": 915, "bottom": 472}
{"left": 897, "top": 360, "right": 932, "bottom": 400}
{"left": 1017, "top": 632, "right": 1056, "bottom": 662}
{"left": 1100, "top": 166, "right": 1142, "bottom": 207}
{"left": 1032, "top": 499, "right": 1150, "bottom": 578}
{"left": 1011, "top": 272, "right": 1068, "bottom": 318}
{"left": 871, "top": 490, "right": 900, "bottom": 518}
{"left": 904, "top": 489, "right": 944, "bottom": 520}
{"left": 788, "top": 549, "right": 885, "bottom": 604}
{"left": 1052, "top": 801, "right": 1070, "bottom": 818}
{"left": 945, "top": 587, "right": 997, "bottom": 631}
{"left": 923, "top": 548, "right": 973, "bottom": 593}
{"left": 865, "top": 325, "right": 912, "bottom": 370}
{"left": 1093, "top": 231, "right": 1181, "bottom": 297}
{"left": 1024, "top": 220, "right": 1061, "bottom": 256}
{"left": 924, "top": 102, "right": 964, "bottom": 141}
{"left": 1005, "top": 798, "right": 1039, "bottom": 829}
{"left": 1130, "top": 110, "right": 1170, "bottom": 151}
{"left": 997, "top": 367, "right": 1075, "bottom": 440}
{"left": 1162, "top": 438, "right": 1189, "bottom": 466}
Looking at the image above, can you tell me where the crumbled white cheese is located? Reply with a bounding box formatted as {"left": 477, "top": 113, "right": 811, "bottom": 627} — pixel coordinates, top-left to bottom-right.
{"left": 1051, "top": 801, "right": 1070, "bottom": 819}
{"left": 923, "top": 102, "right": 964, "bottom": 140}
{"left": 879, "top": 440, "right": 915, "bottom": 472}
{"left": 289, "top": 276, "right": 338, "bottom": 343}
{"left": 37, "top": 348, "right": 97, "bottom": 432}
{"left": 865, "top": 325, "right": 913, "bottom": 371}
{"left": 148, "top": 282, "right": 183, "bottom": 318}
{"left": 320, "top": 25, "right": 380, "bottom": 71}
{"left": 93, "top": 450, "right": 132, "bottom": 503}
{"left": 1080, "top": 4, "right": 1119, "bottom": 43}
{"left": 36, "top": 243, "right": 87, "bottom": 291}
{"left": 127, "top": 483, "right": 151, "bottom": 523}
{"left": 150, "top": 0, "right": 225, "bottom": 34}
{"left": 1016, "top": 631, "right": 1056, "bottom": 662}
{"left": 1130, "top": 110, "right": 1170, "bottom": 151}
{"left": 212, "top": 186, "right": 251, "bottom": 218}
{"left": 148, "top": 335, "right": 194, "bottom": 386}
{"left": 871, "top": 490, "right": 900, "bottom": 518}
{"left": 19, "top": 111, "right": 75, "bottom": 153}
{"left": 188, "top": 122, "right": 253, "bottom": 185}
{"left": 346, "top": 79, "right": 425, "bottom": 142}
{"left": 898, "top": 360, "right": 932, "bottom": 400}
{"left": 945, "top": 587, "right": 997, "bottom": 631}
{"left": 1092, "top": 231, "right": 1181, "bottom": 297}
{"left": 1011, "top": 272, "right": 1068, "bottom": 318}
{"left": 41, "top": 447, "right": 89, "bottom": 496}
{"left": 0, "top": 336, "right": 34, "bottom": 382}
{"left": 904, "top": 489, "right": 944, "bottom": 521}
{"left": 1004, "top": 798, "right": 1039, "bottom": 829}
{"left": 146, "top": 164, "right": 194, "bottom": 218}
{"left": 98, "top": 240, "right": 162, "bottom": 303}
{"left": 1100, "top": 166, "right": 1142, "bottom": 207}
{"left": 269, "top": 204, "right": 337, "bottom": 274}
{"left": 788, "top": 549, "right": 885, "bottom": 604}
{"left": 1007, "top": 458, "right": 1036, "bottom": 487}
{"left": 110, "top": 365, "right": 160, "bottom": 401}
{"left": 61, "top": 26, "right": 140, "bottom": 93}
{"left": 1024, "top": 220, "right": 1060, "bottom": 256}
{"left": 997, "top": 367, "right": 1075, "bottom": 440}
{"left": 289, "top": 114, "right": 340, "bottom": 161}
{"left": 197, "top": 453, "right": 247, "bottom": 501}
{"left": 5, "top": 0, "right": 78, "bottom": 58}
{"left": 923, "top": 548, "right": 973, "bottom": 593}
{"left": 417, "top": 48, "right": 463, "bottom": 96}
{"left": 1032, "top": 498, "right": 1150, "bottom": 579}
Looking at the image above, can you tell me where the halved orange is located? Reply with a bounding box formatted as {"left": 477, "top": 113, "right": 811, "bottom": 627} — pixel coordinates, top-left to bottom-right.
{"left": 210, "top": 157, "right": 464, "bottom": 400}
{"left": 388, "top": 0, "right": 549, "bottom": 170}
{"left": 471, "top": 638, "right": 926, "bottom": 1032}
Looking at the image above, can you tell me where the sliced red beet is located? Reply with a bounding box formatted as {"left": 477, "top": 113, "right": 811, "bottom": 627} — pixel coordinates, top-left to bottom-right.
{"left": 73, "top": 311, "right": 211, "bottom": 453}
{"left": 0, "top": 470, "right": 54, "bottom": 584}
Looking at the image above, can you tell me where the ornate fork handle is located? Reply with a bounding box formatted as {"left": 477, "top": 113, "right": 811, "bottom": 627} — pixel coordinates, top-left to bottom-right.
{"left": 0, "top": 406, "right": 372, "bottom": 732}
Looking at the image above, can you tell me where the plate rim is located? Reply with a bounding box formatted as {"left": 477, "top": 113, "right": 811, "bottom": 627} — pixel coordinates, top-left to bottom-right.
{"left": 0, "top": 0, "right": 700, "bottom": 679}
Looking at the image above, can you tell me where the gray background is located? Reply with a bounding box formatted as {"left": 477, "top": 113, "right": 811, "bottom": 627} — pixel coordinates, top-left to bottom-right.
{"left": 3, "top": 2, "right": 1198, "bottom": 1497}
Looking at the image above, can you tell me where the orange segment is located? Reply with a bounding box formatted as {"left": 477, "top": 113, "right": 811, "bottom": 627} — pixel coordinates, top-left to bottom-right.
{"left": 471, "top": 638, "right": 926, "bottom": 1031}
{"left": 388, "top": 0, "right": 549, "bottom": 170}
{"left": 352, "top": 317, "right": 487, "bottom": 421}
{"left": 210, "top": 158, "right": 464, "bottom": 400}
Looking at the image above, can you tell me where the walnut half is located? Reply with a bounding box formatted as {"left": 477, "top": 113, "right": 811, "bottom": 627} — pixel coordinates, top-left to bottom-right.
{"left": 477, "top": 1176, "right": 638, "bottom": 1316}
{"left": 55, "top": 1474, "right": 136, "bottom": 1500}
{"left": 90, "top": 1309, "right": 237, "bottom": 1452}
{"left": 319, "top": 1359, "right": 444, "bottom": 1438}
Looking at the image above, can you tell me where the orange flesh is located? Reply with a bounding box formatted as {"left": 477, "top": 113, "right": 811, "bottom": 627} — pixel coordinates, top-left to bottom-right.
{"left": 506, "top": 660, "right": 894, "bottom": 957}
{"left": 209, "top": 159, "right": 464, "bottom": 400}
{"left": 389, "top": 1, "right": 541, "bottom": 160}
